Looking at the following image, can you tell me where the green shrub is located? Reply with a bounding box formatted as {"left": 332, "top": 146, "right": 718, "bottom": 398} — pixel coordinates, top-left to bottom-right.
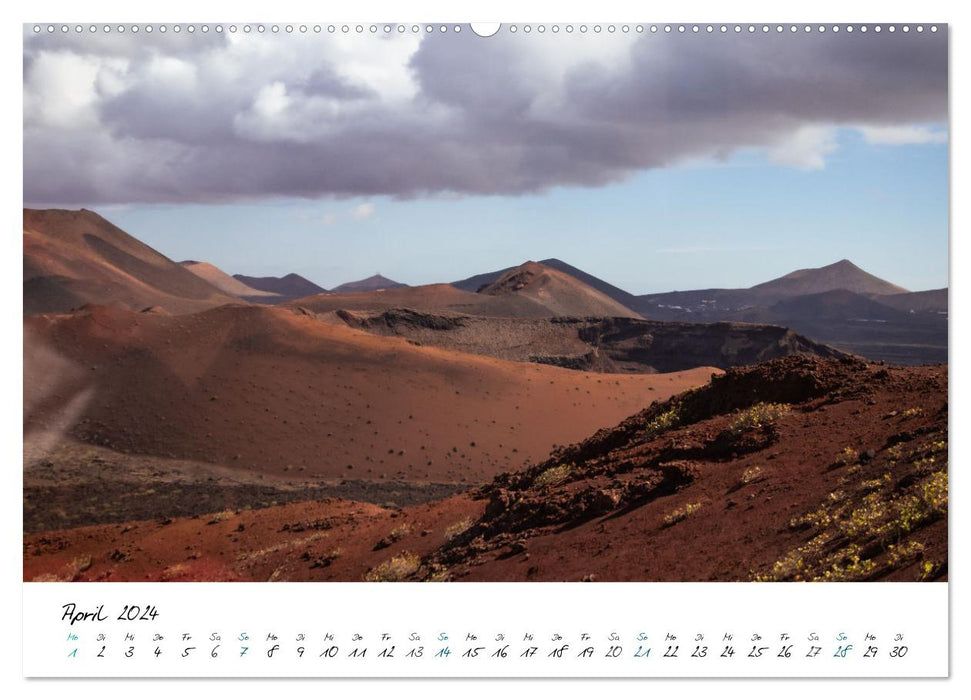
{"left": 739, "top": 465, "right": 765, "bottom": 485}
{"left": 534, "top": 464, "right": 572, "bottom": 488}
{"left": 663, "top": 502, "right": 702, "bottom": 527}
{"left": 645, "top": 404, "right": 681, "bottom": 438}
{"left": 365, "top": 552, "right": 421, "bottom": 582}
{"left": 443, "top": 517, "right": 473, "bottom": 541}
{"left": 727, "top": 403, "right": 790, "bottom": 435}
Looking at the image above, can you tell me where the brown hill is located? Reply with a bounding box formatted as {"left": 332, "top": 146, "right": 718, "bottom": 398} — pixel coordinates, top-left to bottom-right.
{"left": 24, "top": 304, "right": 716, "bottom": 486}
{"left": 288, "top": 283, "right": 561, "bottom": 319}
{"left": 332, "top": 274, "right": 407, "bottom": 293}
{"left": 758, "top": 289, "right": 911, "bottom": 322}
{"left": 452, "top": 258, "right": 641, "bottom": 311}
{"left": 181, "top": 261, "right": 279, "bottom": 299}
{"left": 876, "top": 288, "right": 948, "bottom": 315}
{"left": 23, "top": 209, "right": 238, "bottom": 315}
{"left": 479, "top": 261, "right": 641, "bottom": 318}
{"left": 233, "top": 272, "right": 327, "bottom": 299}
{"left": 23, "top": 357, "right": 947, "bottom": 583}
{"left": 750, "top": 259, "right": 908, "bottom": 298}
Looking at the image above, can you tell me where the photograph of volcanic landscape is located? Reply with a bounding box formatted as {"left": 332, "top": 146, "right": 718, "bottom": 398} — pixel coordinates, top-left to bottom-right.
{"left": 23, "top": 25, "right": 947, "bottom": 583}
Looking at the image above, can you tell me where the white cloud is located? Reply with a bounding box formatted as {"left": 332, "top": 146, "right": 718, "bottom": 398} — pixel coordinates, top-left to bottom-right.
{"left": 858, "top": 124, "right": 948, "bottom": 146}
{"left": 24, "top": 52, "right": 113, "bottom": 129}
{"left": 767, "top": 126, "right": 839, "bottom": 171}
{"left": 329, "top": 33, "right": 422, "bottom": 103}
{"left": 350, "top": 203, "right": 375, "bottom": 221}
{"left": 145, "top": 55, "right": 198, "bottom": 92}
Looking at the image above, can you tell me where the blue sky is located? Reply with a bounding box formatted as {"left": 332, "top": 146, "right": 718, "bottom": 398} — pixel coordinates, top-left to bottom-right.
{"left": 104, "top": 126, "right": 947, "bottom": 294}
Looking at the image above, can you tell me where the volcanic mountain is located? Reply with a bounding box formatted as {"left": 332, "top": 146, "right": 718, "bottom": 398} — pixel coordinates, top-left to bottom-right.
{"left": 637, "top": 259, "right": 912, "bottom": 317}
{"left": 749, "top": 259, "right": 908, "bottom": 298}
{"left": 180, "top": 261, "right": 280, "bottom": 300}
{"left": 332, "top": 274, "right": 407, "bottom": 294}
{"left": 24, "top": 209, "right": 238, "bottom": 315}
{"left": 634, "top": 260, "right": 946, "bottom": 365}
{"left": 233, "top": 272, "right": 327, "bottom": 300}
{"left": 453, "top": 258, "right": 640, "bottom": 310}
{"left": 477, "top": 261, "right": 641, "bottom": 318}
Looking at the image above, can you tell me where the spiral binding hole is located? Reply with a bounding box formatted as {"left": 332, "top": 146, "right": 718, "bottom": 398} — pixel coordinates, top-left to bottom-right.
{"left": 28, "top": 23, "right": 943, "bottom": 39}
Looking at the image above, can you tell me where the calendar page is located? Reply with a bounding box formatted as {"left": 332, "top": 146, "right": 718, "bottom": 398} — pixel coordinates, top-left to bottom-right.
{"left": 19, "top": 2, "right": 951, "bottom": 685}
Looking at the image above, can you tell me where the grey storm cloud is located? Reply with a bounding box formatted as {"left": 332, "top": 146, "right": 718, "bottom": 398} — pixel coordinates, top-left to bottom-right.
{"left": 23, "top": 25, "right": 947, "bottom": 206}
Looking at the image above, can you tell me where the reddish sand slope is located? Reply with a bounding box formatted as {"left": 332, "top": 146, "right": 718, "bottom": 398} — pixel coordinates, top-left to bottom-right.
{"left": 24, "top": 209, "right": 238, "bottom": 314}
{"left": 180, "top": 261, "right": 279, "bottom": 298}
{"left": 24, "top": 304, "right": 718, "bottom": 483}
{"left": 23, "top": 357, "right": 946, "bottom": 583}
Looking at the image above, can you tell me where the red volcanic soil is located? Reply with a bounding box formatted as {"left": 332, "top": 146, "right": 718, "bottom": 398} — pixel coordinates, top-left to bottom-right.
{"left": 24, "top": 209, "right": 238, "bottom": 314}
{"left": 23, "top": 357, "right": 947, "bottom": 583}
{"left": 433, "top": 357, "right": 948, "bottom": 583}
{"left": 24, "top": 304, "right": 717, "bottom": 484}
{"left": 24, "top": 494, "right": 484, "bottom": 583}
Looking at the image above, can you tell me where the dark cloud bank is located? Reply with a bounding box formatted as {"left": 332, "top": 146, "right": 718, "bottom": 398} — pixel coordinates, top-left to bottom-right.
{"left": 23, "top": 26, "right": 948, "bottom": 205}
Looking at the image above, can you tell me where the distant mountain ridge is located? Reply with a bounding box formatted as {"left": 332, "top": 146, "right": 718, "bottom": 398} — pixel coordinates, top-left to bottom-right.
{"left": 286, "top": 260, "right": 642, "bottom": 319}
{"left": 22, "top": 208, "right": 945, "bottom": 365}
{"left": 455, "top": 256, "right": 946, "bottom": 365}
{"left": 233, "top": 272, "right": 327, "bottom": 299}
{"left": 632, "top": 261, "right": 945, "bottom": 365}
